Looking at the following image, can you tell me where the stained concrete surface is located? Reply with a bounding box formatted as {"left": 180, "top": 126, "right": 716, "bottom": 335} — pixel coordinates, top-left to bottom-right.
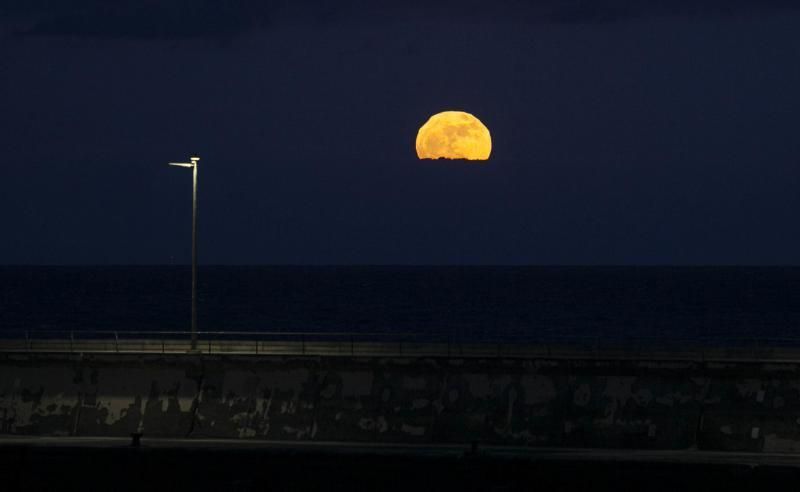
{"left": 1, "top": 353, "right": 800, "bottom": 452}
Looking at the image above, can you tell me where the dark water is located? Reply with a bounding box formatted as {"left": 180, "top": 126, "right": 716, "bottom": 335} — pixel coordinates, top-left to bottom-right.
{"left": 1, "top": 266, "right": 799, "bottom": 344}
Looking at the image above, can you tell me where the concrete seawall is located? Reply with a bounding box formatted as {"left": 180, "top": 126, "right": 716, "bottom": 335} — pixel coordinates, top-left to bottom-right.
{"left": 1, "top": 352, "right": 799, "bottom": 452}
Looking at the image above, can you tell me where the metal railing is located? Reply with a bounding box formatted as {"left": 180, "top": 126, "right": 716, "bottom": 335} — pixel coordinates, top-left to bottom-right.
{"left": 2, "top": 329, "right": 800, "bottom": 361}
{"left": 4, "top": 330, "right": 425, "bottom": 356}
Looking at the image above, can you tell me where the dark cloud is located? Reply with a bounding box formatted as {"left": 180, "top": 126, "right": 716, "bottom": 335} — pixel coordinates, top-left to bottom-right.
{"left": 3, "top": 1, "right": 277, "bottom": 40}
{"left": 3, "top": 0, "right": 799, "bottom": 40}
{"left": 548, "top": 0, "right": 798, "bottom": 23}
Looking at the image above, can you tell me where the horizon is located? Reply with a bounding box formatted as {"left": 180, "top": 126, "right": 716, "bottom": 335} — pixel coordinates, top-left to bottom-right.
{"left": 3, "top": 263, "right": 800, "bottom": 268}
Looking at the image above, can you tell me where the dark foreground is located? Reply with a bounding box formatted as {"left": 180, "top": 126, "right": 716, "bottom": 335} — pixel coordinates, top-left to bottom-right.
{"left": 1, "top": 438, "right": 799, "bottom": 491}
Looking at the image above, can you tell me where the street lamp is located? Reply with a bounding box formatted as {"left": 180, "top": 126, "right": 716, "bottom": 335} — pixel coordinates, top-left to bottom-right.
{"left": 168, "top": 156, "right": 200, "bottom": 352}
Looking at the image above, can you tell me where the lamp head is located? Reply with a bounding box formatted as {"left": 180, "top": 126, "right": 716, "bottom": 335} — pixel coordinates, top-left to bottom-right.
{"left": 168, "top": 155, "right": 200, "bottom": 168}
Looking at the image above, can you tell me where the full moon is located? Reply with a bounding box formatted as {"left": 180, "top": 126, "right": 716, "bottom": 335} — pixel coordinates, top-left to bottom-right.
{"left": 416, "top": 111, "right": 492, "bottom": 161}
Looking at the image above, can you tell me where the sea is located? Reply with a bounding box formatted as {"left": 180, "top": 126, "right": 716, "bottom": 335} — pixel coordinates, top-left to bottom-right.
{"left": 1, "top": 266, "right": 799, "bottom": 347}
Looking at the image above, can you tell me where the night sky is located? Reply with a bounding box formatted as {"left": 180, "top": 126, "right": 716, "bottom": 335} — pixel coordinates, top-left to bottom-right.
{"left": 2, "top": 1, "right": 800, "bottom": 265}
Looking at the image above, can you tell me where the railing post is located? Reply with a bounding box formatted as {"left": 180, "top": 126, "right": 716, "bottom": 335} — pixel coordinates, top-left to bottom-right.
{"left": 255, "top": 339, "right": 259, "bottom": 355}
{"left": 302, "top": 334, "right": 306, "bottom": 355}
{"left": 70, "top": 331, "right": 74, "bottom": 353}
{"left": 162, "top": 339, "right": 165, "bottom": 354}
{"left": 114, "top": 331, "right": 119, "bottom": 353}
{"left": 208, "top": 338, "right": 211, "bottom": 355}
{"left": 350, "top": 335, "right": 354, "bottom": 356}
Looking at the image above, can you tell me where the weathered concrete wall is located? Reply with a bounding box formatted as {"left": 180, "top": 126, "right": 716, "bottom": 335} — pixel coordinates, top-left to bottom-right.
{"left": 1, "top": 353, "right": 799, "bottom": 451}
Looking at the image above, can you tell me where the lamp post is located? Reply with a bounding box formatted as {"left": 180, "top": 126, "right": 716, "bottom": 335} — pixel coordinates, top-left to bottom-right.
{"left": 168, "top": 156, "right": 200, "bottom": 352}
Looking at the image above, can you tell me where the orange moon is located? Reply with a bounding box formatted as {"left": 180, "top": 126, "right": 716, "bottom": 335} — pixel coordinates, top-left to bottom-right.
{"left": 415, "top": 111, "right": 491, "bottom": 161}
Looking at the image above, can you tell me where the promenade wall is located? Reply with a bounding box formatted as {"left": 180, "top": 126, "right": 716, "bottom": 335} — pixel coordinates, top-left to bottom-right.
{"left": 1, "top": 351, "right": 799, "bottom": 452}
